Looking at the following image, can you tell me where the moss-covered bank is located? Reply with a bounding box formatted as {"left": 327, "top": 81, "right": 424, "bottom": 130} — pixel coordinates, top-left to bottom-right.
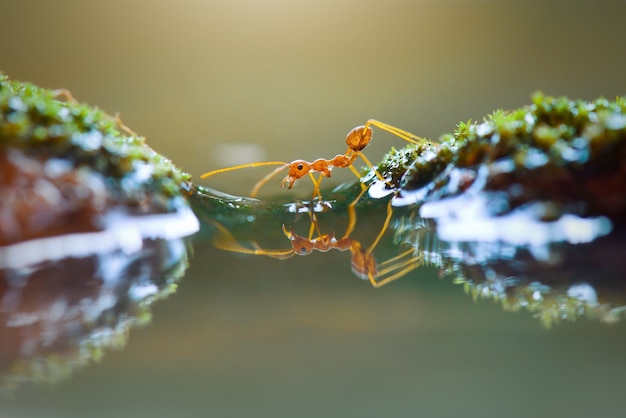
{"left": 379, "top": 93, "right": 626, "bottom": 220}
{"left": 0, "top": 72, "right": 193, "bottom": 245}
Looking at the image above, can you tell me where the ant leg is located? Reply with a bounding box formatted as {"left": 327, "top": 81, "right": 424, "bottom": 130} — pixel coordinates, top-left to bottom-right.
{"left": 114, "top": 112, "right": 137, "bottom": 136}
{"left": 199, "top": 161, "right": 287, "bottom": 198}
{"left": 201, "top": 161, "right": 287, "bottom": 179}
{"left": 355, "top": 152, "right": 388, "bottom": 184}
{"left": 369, "top": 253, "right": 423, "bottom": 288}
{"left": 343, "top": 147, "right": 388, "bottom": 185}
{"left": 309, "top": 172, "right": 323, "bottom": 200}
{"left": 365, "top": 201, "right": 422, "bottom": 287}
{"left": 253, "top": 164, "right": 320, "bottom": 198}
{"left": 365, "top": 198, "right": 393, "bottom": 254}
{"left": 364, "top": 119, "right": 429, "bottom": 146}
{"left": 348, "top": 164, "right": 363, "bottom": 180}
{"left": 307, "top": 209, "right": 323, "bottom": 240}
{"left": 377, "top": 247, "right": 417, "bottom": 269}
{"left": 210, "top": 220, "right": 294, "bottom": 259}
{"left": 307, "top": 218, "right": 317, "bottom": 240}
{"left": 250, "top": 163, "right": 291, "bottom": 197}
{"left": 51, "top": 89, "right": 76, "bottom": 102}
{"left": 344, "top": 186, "right": 368, "bottom": 238}
{"left": 343, "top": 155, "right": 391, "bottom": 239}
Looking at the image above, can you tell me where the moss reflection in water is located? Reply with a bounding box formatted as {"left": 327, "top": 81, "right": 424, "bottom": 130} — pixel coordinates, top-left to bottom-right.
{"left": 195, "top": 183, "right": 626, "bottom": 327}
{"left": 0, "top": 237, "right": 190, "bottom": 395}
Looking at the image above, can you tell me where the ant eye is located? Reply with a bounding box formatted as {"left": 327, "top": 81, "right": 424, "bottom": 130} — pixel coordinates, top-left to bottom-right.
{"left": 297, "top": 164, "right": 303, "bottom": 171}
{"left": 299, "top": 246, "right": 307, "bottom": 253}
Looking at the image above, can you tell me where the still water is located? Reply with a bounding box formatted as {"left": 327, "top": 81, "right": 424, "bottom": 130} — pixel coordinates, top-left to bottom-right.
{"left": 1, "top": 185, "right": 625, "bottom": 418}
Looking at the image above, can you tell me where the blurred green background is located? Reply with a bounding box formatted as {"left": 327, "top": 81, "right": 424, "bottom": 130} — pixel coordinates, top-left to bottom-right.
{"left": 2, "top": 1, "right": 626, "bottom": 417}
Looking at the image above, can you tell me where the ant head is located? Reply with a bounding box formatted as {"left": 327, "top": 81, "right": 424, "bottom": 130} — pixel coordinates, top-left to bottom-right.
{"left": 345, "top": 125, "right": 373, "bottom": 152}
{"left": 291, "top": 236, "right": 314, "bottom": 255}
{"left": 282, "top": 225, "right": 313, "bottom": 255}
{"left": 281, "top": 160, "right": 310, "bottom": 189}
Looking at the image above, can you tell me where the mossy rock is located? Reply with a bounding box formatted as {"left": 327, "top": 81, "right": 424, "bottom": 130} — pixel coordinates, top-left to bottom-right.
{"left": 377, "top": 93, "right": 626, "bottom": 220}
{"left": 0, "top": 72, "right": 193, "bottom": 245}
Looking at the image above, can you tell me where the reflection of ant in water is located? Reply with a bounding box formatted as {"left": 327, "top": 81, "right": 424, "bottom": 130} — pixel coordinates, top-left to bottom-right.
{"left": 211, "top": 198, "right": 422, "bottom": 287}
{"left": 200, "top": 119, "right": 429, "bottom": 198}
{"left": 205, "top": 119, "right": 427, "bottom": 285}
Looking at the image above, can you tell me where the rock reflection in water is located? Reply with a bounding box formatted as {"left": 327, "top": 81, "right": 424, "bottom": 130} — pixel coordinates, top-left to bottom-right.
{"left": 0, "top": 234, "right": 191, "bottom": 394}
{"left": 395, "top": 208, "right": 626, "bottom": 327}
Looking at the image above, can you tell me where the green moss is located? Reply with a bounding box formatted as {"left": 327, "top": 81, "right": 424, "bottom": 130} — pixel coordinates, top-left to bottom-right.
{"left": 0, "top": 72, "right": 192, "bottom": 213}
{"left": 453, "top": 274, "right": 626, "bottom": 328}
{"left": 376, "top": 92, "right": 626, "bottom": 218}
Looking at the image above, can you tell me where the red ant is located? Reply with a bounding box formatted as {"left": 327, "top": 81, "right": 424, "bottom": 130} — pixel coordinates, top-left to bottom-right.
{"left": 200, "top": 119, "right": 428, "bottom": 198}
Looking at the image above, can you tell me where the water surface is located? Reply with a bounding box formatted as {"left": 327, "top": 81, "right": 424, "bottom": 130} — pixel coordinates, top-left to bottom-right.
{"left": 2, "top": 193, "right": 625, "bottom": 418}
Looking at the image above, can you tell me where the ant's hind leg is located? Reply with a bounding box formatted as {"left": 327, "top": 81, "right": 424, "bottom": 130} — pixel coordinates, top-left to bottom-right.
{"left": 365, "top": 199, "right": 393, "bottom": 254}
{"left": 353, "top": 153, "right": 388, "bottom": 184}
{"left": 370, "top": 253, "right": 423, "bottom": 288}
{"left": 343, "top": 159, "right": 389, "bottom": 239}
{"left": 364, "top": 119, "right": 429, "bottom": 146}
{"left": 366, "top": 201, "right": 421, "bottom": 288}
